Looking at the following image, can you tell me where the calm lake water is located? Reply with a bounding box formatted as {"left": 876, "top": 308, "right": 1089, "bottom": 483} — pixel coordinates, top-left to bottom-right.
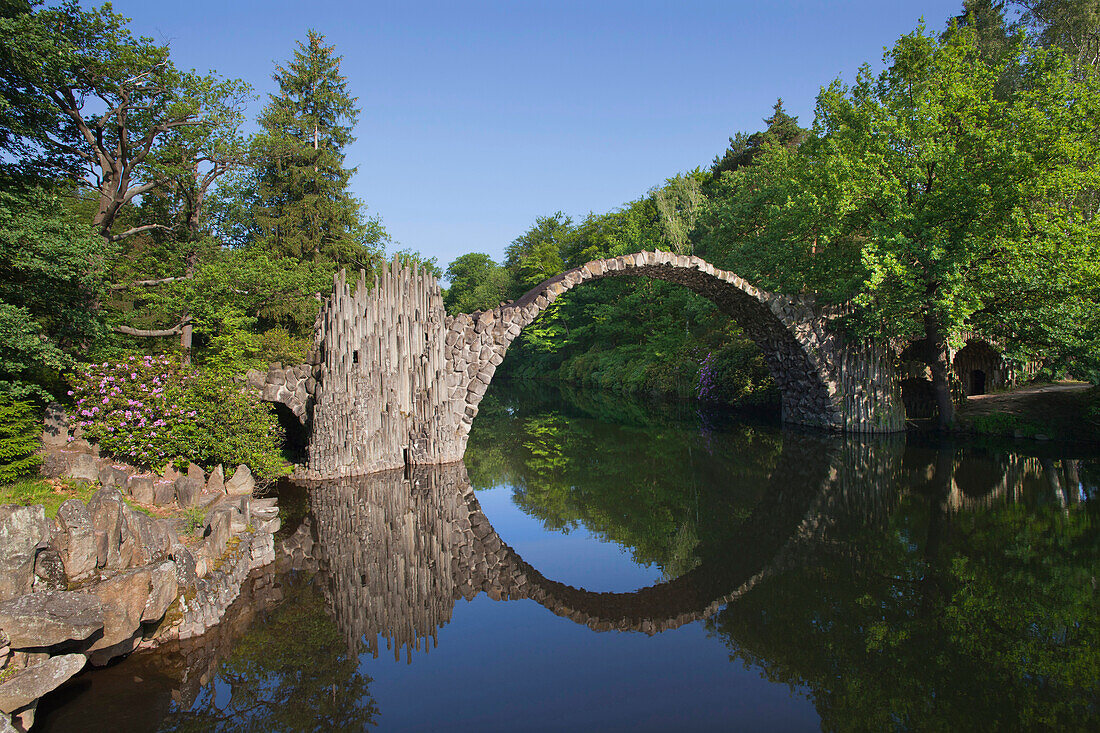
{"left": 38, "top": 381, "right": 1100, "bottom": 731}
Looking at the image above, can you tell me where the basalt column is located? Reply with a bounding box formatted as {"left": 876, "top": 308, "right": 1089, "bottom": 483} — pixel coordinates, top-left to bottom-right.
{"left": 307, "top": 258, "right": 463, "bottom": 477}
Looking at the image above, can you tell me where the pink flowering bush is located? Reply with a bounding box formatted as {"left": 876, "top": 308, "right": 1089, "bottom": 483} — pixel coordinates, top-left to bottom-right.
{"left": 68, "top": 355, "right": 287, "bottom": 479}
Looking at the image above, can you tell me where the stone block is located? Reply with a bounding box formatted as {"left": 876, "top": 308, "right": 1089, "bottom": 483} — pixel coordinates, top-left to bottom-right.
{"left": 174, "top": 476, "right": 203, "bottom": 508}
{"left": 168, "top": 542, "right": 197, "bottom": 589}
{"left": 245, "top": 369, "right": 266, "bottom": 389}
{"left": 225, "top": 465, "right": 254, "bottom": 497}
{"left": 55, "top": 499, "right": 97, "bottom": 580}
{"left": 206, "top": 465, "right": 225, "bottom": 494}
{"left": 152, "top": 480, "right": 175, "bottom": 506}
{"left": 0, "top": 591, "right": 104, "bottom": 649}
{"left": 0, "top": 653, "right": 86, "bottom": 714}
{"left": 33, "top": 549, "right": 66, "bottom": 591}
{"left": 126, "top": 510, "right": 170, "bottom": 566}
{"left": 0, "top": 506, "right": 51, "bottom": 602}
{"left": 142, "top": 562, "right": 178, "bottom": 623}
{"left": 127, "top": 475, "right": 155, "bottom": 504}
{"left": 186, "top": 463, "right": 205, "bottom": 484}
{"left": 41, "top": 403, "right": 68, "bottom": 446}
{"left": 203, "top": 508, "right": 232, "bottom": 559}
{"left": 63, "top": 453, "right": 99, "bottom": 483}
{"left": 87, "top": 488, "right": 127, "bottom": 570}
{"left": 97, "top": 464, "right": 132, "bottom": 492}
{"left": 81, "top": 564, "right": 175, "bottom": 664}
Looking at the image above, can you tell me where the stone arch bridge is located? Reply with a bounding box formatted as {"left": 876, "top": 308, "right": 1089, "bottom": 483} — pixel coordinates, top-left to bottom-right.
{"left": 256, "top": 253, "right": 905, "bottom": 478}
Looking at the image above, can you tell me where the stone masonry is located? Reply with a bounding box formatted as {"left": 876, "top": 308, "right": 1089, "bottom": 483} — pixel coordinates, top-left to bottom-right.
{"left": 266, "top": 252, "right": 906, "bottom": 478}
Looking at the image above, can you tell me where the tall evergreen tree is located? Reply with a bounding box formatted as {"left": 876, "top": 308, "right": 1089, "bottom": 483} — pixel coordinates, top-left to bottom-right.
{"left": 254, "top": 31, "right": 385, "bottom": 268}
{"left": 710, "top": 99, "right": 807, "bottom": 179}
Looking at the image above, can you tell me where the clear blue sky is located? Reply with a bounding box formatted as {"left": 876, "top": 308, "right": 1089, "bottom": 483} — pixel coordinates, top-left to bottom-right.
{"left": 92, "top": 0, "right": 968, "bottom": 269}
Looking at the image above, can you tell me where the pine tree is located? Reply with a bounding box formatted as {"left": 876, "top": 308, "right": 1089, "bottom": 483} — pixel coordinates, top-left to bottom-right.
{"left": 710, "top": 100, "right": 808, "bottom": 178}
{"left": 254, "top": 31, "right": 385, "bottom": 268}
{"left": 0, "top": 399, "right": 41, "bottom": 483}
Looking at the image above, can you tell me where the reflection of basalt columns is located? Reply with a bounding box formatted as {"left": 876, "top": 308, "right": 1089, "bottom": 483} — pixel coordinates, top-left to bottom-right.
{"left": 299, "top": 435, "right": 1050, "bottom": 658}
{"left": 308, "top": 464, "right": 474, "bottom": 661}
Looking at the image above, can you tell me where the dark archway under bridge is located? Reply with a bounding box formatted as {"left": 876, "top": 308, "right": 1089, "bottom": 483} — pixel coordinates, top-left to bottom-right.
{"left": 256, "top": 252, "right": 905, "bottom": 478}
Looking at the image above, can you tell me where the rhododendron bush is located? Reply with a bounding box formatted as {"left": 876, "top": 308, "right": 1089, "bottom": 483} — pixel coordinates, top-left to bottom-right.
{"left": 68, "top": 355, "right": 288, "bottom": 479}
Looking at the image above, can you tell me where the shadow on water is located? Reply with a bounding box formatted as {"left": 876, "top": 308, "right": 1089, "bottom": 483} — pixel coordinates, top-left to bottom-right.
{"left": 36, "top": 381, "right": 1100, "bottom": 731}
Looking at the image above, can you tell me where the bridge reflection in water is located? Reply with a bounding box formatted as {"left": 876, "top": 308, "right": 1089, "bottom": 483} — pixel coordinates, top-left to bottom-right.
{"left": 283, "top": 434, "right": 1091, "bottom": 664}
{"left": 36, "top": 413, "right": 1097, "bottom": 732}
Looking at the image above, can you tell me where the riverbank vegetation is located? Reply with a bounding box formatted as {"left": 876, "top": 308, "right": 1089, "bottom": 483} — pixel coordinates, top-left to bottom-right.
{"left": 0, "top": 0, "right": 1097, "bottom": 461}
{"left": 444, "top": 1, "right": 1100, "bottom": 422}
{"left": 0, "top": 2, "right": 436, "bottom": 476}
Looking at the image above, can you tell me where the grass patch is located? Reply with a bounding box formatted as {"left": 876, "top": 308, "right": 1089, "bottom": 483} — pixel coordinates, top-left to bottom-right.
{"left": 0, "top": 478, "right": 98, "bottom": 517}
{"left": 183, "top": 505, "right": 206, "bottom": 536}
{"left": 967, "top": 412, "right": 1051, "bottom": 438}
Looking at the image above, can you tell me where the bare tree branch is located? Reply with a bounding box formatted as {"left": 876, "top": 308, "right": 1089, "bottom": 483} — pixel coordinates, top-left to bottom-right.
{"left": 111, "top": 318, "right": 191, "bottom": 338}
{"left": 108, "top": 274, "right": 194, "bottom": 291}
{"left": 106, "top": 223, "right": 171, "bottom": 242}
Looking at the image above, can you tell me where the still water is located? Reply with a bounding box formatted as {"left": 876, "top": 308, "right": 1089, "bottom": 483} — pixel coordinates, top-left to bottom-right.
{"left": 39, "top": 381, "right": 1100, "bottom": 731}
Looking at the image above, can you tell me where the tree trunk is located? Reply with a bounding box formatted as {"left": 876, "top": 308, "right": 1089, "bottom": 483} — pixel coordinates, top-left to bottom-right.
{"left": 181, "top": 320, "right": 193, "bottom": 365}
{"left": 924, "top": 314, "right": 955, "bottom": 428}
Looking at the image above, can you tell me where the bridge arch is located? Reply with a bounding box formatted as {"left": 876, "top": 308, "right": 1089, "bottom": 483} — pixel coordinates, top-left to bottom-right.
{"left": 445, "top": 251, "right": 899, "bottom": 449}
{"left": 292, "top": 253, "right": 902, "bottom": 478}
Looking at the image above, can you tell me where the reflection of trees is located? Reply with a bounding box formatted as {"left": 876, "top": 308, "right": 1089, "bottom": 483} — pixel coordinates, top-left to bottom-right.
{"left": 466, "top": 381, "right": 784, "bottom": 575}
{"left": 707, "top": 449, "right": 1100, "bottom": 731}
{"left": 159, "top": 575, "right": 378, "bottom": 732}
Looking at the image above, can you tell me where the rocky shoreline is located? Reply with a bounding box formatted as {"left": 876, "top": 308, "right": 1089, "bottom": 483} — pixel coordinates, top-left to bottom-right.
{"left": 0, "top": 416, "right": 282, "bottom": 731}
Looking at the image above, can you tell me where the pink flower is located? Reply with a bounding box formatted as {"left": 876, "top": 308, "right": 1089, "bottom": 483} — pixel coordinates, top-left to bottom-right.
{"left": 102, "top": 397, "right": 109, "bottom": 404}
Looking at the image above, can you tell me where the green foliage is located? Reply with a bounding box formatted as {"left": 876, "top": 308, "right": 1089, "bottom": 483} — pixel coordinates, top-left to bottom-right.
{"left": 967, "top": 411, "right": 1049, "bottom": 437}
{"left": 0, "top": 478, "right": 97, "bottom": 518}
{"left": 182, "top": 505, "right": 205, "bottom": 535}
{"left": 443, "top": 252, "right": 511, "bottom": 314}
{"left": 696, "top": 342, "right": 778, "bottom": 407}
{"left": 173, "top": 367, "right": 288, "bottom": 480}
{"left": 466, "top": 382, "right": 783, "bottom": 572}
{"left": 1015, "top": 0, "right": 1100, "bottom": 73}
{"left": 68, "top": 355, "right": 287, "bottom": 479}
{"left": 0, "top": 185, "right": 110, "bottom": 399}
{"left": 0, "top": 398, "right": 40, "bottom": 482}
{"left": 709, "top": 476, "right": 1100, "bottom": 730}
{"left": 709, "top": 99, "right": 808, "bottom": 179}
{"left": 257, "top": 327, "right": 311, "bottom": 366}
{"left": 700, "top": 22, "right": 1100, "bottom": 410}
{"left": 160, "top": 575, "right": 378, "bottom": 731}
{"left": 504, "top": 212, "right": 571, "bottom": 294}
{"left": 253, "top": 30, "right": 385, "bottom": 267}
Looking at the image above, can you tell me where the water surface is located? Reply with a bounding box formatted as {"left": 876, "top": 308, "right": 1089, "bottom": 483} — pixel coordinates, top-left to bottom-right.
{"left": 38, "top": 382, "right": 1100, "bottom": 731}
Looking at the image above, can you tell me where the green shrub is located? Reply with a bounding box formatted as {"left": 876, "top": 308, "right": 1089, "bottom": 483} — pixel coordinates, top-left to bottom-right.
{"left": 68, "top": 355, "right": 288, "bottom": 480}
{"left": 696, "top": 342, "right": 778, "bottom": 408}
{"left": 969, "top": 412, "right": 1047, "bottom": 437}
{"left": 258, "top": 327, "right": 311, "bottom": 366}
{"left": 0, "top": 399, "right": 42, "bottom": 483}
{"left": 173, "top": 368, "right": 289, "bottom": 480}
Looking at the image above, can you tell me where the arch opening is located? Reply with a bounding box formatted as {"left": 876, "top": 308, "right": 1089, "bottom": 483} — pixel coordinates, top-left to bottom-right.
{"left": 272, "top": 401, "right": 310, "bottom": 465}
{"left": 448, "top": 254, "right": 845, "bottom": 447}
